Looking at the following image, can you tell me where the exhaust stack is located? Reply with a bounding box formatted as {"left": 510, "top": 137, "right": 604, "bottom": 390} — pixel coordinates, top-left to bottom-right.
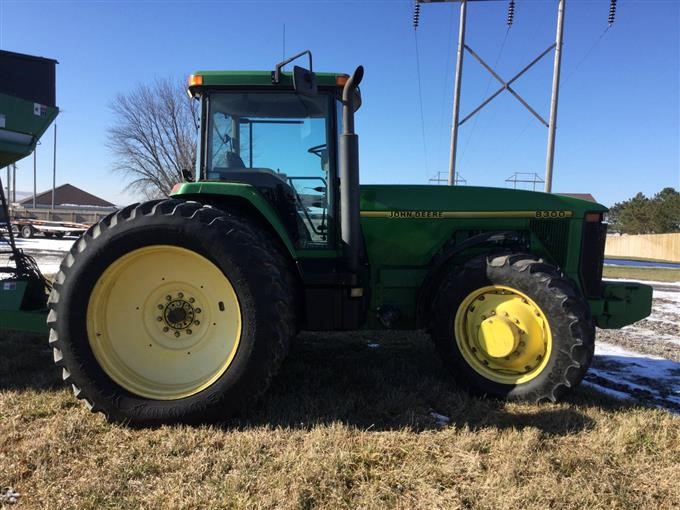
{"left": 340, "top": 66, "right": 364, "bottom": 273}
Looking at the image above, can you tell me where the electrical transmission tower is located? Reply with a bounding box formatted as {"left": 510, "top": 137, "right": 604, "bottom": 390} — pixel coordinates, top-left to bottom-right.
{"left": 414, "top": 0, "right": 618, "bottom": 191}
{"left": 429, "top": 171, "right": 467, "bottom": 185}
{"left": 505, "top": 172, "right": 545, "bottom": 191}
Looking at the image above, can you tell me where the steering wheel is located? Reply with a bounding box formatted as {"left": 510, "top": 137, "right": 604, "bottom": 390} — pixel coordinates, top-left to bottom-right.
{"left": 307, "top": 143, "right": 327, "bottom": 158}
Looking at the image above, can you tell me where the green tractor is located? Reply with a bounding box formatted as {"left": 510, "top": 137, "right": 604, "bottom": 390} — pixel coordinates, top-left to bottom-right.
{"left": 8, "top": 52, "right": 653, "bottom": 425}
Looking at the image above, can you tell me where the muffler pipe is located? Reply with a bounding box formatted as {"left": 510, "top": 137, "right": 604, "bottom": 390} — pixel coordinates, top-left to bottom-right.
{"left": 340, "top": 65, "right": 364, "bottom": 273}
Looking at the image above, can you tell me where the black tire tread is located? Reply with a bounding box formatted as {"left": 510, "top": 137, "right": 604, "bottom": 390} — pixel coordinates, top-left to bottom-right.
{"left": 47, "top": 199, "right": 298, "bottom": 424}
{"left": 432, "top": 252, "right": 594, "bottom": 402}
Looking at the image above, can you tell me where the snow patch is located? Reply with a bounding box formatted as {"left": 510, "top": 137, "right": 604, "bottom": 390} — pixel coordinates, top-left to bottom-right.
{"left": 588, "top": 341, "right": 680, "bottom": 413}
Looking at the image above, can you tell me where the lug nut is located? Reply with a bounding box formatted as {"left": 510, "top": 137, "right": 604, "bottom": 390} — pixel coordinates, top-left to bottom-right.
{"left": 187, "top": 329, "right": 192, "bottom": 335}
{"left": 156, "top": 316, "right": 163, "bottom": 322}
{"left": 178, "top": 292, "right": 184, "bottom": 298}
{"left": 174, "top": 331, "right": 180, "bottom": 338}
{"left": 157, "top": 304, "right": 163, "bottom": 310}
{"left": 195, "top": 308, "right": 202, "bottom": 314}
{"left": 163, "top": 327, "right": 169, "bottom": 332}
{"left": 189, "top": 297, "right": 195, "bottom": 303}
{"left": 194, "top": 320, "right": 200, "bottom": 326}
{"left": 166, "top": 295, "right": 171, "bottom": 301}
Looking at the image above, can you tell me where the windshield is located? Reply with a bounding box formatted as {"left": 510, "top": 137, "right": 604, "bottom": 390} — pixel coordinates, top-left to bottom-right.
{"left": 203, "top": 92, "right": 333, "bottom": 247}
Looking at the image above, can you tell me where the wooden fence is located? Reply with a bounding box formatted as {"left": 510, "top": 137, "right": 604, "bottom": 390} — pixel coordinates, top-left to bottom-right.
{"left": 605, "top": 233, "right": 680, "bottom": 263}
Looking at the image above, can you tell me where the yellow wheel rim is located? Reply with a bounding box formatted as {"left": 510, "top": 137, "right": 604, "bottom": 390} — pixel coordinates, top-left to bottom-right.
{"left": 454, "top": 285, "right": 552, "bottom": 384}
{"left": 87, "top": 245, "right": 242, "bottom": 400}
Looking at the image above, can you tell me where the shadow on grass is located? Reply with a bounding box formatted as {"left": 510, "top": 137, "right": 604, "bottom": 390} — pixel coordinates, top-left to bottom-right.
{"left": 2, "top": 330, "right": 642, "bottom": 435}
{"left": 235, "top": 331, "right": 641, "bottom": 436}
{"left": 0, "top": 331, "right": 61, "bottom": 390}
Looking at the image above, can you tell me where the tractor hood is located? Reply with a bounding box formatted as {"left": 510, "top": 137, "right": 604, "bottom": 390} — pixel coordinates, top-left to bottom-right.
{"left": 359, "top": 185, "right": 606, "bottom": 220}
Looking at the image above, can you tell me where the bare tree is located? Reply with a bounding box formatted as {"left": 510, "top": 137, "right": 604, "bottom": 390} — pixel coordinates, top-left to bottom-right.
{"left": 108, "top": 78, "right": 199, "bottom": 199}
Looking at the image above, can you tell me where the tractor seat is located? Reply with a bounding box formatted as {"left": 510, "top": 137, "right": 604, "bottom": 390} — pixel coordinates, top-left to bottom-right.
{"left": 225, "top": 151, "right": 246, "bottom": 168}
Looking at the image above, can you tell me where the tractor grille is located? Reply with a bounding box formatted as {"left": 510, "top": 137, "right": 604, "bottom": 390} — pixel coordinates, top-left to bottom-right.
{"left": 580, "top": 220, "right": 607, "bottom": 297}
{"left": 529, "top": 219, "right": 570, "bottom": 267}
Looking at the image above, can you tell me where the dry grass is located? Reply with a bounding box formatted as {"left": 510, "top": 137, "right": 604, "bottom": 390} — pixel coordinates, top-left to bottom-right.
{"left": 603, "top": 265, "right": 680, "bottom": 283}
{"left": 1, "top": 330, "right": 679, "bottom": 510}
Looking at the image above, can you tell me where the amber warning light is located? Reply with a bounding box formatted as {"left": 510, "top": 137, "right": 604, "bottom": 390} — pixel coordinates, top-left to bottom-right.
{"left": 188, "top": 74, "right": 203, "bottom": 87}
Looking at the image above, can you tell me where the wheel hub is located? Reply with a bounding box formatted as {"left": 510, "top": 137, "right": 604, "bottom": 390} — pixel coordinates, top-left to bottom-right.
{"left": 454, "top": 285, "right": 552, "bottom": 384}
{"left": 162, "top": 297, "right": 197, "bottom": 331}
{"left": 478, "top": 316, "right": 519, "bottom": 358}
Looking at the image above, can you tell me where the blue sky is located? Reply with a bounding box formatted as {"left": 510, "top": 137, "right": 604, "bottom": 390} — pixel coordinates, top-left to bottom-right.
{"left": 1, "top": 0, "right": 678, "bottom": 207}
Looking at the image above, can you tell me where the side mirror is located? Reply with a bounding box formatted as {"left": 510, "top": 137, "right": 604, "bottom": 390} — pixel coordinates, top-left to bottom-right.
{"left": 272, "top": 50, "right": 317, "bottom": 95}
{"left": 293, "top": 65, "right": 317, "bottom": 96}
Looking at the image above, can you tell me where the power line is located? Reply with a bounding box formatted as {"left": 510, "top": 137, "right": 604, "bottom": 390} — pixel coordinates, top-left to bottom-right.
{"left": 413, "top": 29, "right": 430, "bottom": 178}
{"left": 436, "top": 4, "right": 456, "bottom": 160}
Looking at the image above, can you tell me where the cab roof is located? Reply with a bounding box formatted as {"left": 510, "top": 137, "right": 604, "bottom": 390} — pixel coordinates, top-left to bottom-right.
{"left": 188, "top": 70, "right": 347, "bottom": 94}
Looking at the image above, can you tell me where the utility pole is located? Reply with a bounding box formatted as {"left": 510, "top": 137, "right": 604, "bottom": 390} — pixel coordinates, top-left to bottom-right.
{"left": 544, "top": 0, "right": 565, "bottom": 192}
{"left": 51, "top": 123, "right": 57, "bottom": 211}
{"left": 33, "top": 148, "right": 37, "bottom": 209}
{"left": 12, "top": 163, "right": 16, "bottom": 202}
{"left": 448, "top": 0, "right": 467, "bottom": 185}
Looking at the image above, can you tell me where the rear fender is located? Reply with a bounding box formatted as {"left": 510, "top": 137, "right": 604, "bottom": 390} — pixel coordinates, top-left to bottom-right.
{"left": 170, "top": 182, "right": 297, "bottom": 259}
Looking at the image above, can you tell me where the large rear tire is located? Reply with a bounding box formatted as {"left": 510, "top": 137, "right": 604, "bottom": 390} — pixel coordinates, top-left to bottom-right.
{"left": 48, "top": 199, "right": 297, "bottom": 425}
{"left": 432, "top": 253, "right": 594, "bottom": 402}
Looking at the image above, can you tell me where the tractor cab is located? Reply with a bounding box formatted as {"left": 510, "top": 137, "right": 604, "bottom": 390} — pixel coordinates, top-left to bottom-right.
{"left": 187, "top": 52, "right": 359, "bottom": 251}
{"left": 201, "top": 90, "right": 334, "bottom": 246}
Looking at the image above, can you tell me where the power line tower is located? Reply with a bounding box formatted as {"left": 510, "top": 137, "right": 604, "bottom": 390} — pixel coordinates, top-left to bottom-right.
{"left": 505, "top": 172, "right": 545, "bottom": 191}
{"left": 414, "top": 0, "right": 618, "bottom": 191}
{"left": 429, "top": 171, "right": 467, "bottom": 185}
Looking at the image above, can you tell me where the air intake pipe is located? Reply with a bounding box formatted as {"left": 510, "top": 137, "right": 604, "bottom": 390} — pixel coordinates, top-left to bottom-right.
{"left": 340, "top": 65, "right": 364, "bottom": 273}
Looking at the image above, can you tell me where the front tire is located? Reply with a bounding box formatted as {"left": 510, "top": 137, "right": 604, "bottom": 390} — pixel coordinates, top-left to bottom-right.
{"left": 432, "top": 253, "right": 594, "bottom": 402}
{"left": 48, "top": 199, "right": 297, "bottom": 425}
